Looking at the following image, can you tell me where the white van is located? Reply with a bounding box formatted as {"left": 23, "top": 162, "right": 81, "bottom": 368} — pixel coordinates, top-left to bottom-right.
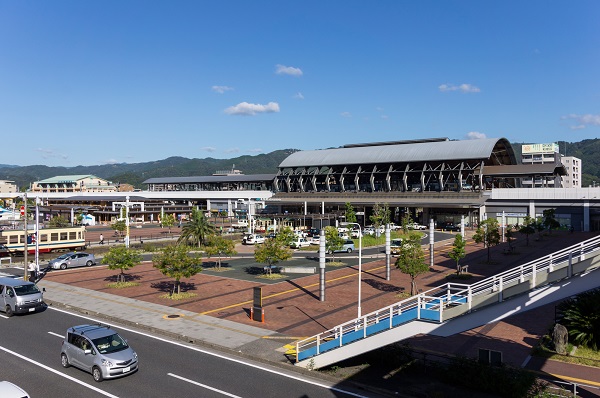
{"left": 0, "top": 277, "right": 46, "bottom": 317}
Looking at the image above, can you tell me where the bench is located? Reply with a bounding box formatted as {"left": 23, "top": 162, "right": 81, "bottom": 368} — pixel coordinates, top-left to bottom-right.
{"left": 459, "top": 265, "right": 469, "bottom": 273}
{"left": 281, "top": 266, "right": 316, "bottom": 274}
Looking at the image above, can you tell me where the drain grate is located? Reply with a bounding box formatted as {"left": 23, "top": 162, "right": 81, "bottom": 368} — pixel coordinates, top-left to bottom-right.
{"left": 166, "top": 314, "right": 181, "bottom": 319}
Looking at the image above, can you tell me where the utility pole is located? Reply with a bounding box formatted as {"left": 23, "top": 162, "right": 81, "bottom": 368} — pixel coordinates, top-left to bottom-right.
{"left": 23, "top": 193, "right": 28, "bottom": 280}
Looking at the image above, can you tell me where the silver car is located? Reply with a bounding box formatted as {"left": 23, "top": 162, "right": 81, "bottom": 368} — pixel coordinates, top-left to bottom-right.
{"left": 49, "top": 252, "right": 96, "bottom": 270}
{"left": 61, "top": 324, "right": 138, "bottom": 382}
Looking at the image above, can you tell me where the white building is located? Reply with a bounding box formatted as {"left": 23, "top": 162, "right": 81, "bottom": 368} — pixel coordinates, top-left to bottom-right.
{"left": 0, "top": 180, "right": 18, "bottom": 194}
{"left": 561, "top": 156, "right": 582, "bottom": 188}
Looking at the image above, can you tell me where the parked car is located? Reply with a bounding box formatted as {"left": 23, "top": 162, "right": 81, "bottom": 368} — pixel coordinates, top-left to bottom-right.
{"left": 306, "top": 228, "right": 320, "bottom": 237}
{"left": 350, "top": 229, "right": 363, "bottom": 238}
{"left": 338, "top": 232, "right": 350, "bottom": 240}
{"left": 327, "top": 239, "right": 355, "bottom": 254}
{"left": 408, "top": 222, "right": 427, "bottom": 230}
{"left": 390, "top": 238, "right": 404, "bottom": 255}
{"left": 266, "top": 232, "right": 278, "bottom": 239}
{"left": 363, "top": 227, "right": 375, "bottom": 236}
{"left": 309, "top": 236, "right": 321, "bottom": 245}
{"left": 442, "top": 222, "right": 460, "bottom": 232}
{"left": 290, "top": 238, "right": 311, "bottom": 249}
{"left": 242, "top": 234, "right": 265, "bottom": 245}
{"left": 61, "top": 324, "right": 138, "bottom": 382}
{"left": 0, "top": 381, "right": 30, "bottom": 398}
{"left": 49, "top": 252, "right": 96, "bottom": 270}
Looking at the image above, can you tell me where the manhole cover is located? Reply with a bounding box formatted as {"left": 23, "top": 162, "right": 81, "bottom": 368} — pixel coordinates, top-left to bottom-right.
{"left": 167, "top": 314, "right": 180, "bottom": 319}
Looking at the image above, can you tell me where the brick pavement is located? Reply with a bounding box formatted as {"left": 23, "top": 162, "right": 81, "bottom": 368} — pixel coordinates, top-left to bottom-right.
{"left": 42, "top": 228, "right": 600, "bottom": 394}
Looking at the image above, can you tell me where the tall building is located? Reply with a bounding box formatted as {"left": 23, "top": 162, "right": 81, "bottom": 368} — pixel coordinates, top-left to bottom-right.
{"left": 561, "top": 156, "right": 582, "bottom": 188}
{"left": 521, "top": 143, "right": 562, "bottom": 188}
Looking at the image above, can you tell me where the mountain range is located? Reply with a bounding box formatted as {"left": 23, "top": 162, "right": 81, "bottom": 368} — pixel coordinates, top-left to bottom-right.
{"left": 1, "top": 139, "right": 599, "bottom": 190}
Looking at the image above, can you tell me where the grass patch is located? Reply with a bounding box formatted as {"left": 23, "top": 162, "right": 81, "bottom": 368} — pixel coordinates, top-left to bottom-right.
{"left": 106, "top": 281, "right": 140, "bottom": 289}
{"left": 208, "top": 267, "right": 233, "bottom": 272}
{"left": 257, "top": 273, "right": 287, "bottom": 280}
{"left": 533, "top": 334, "right": 600, "bottom": 367}
{"left": 395, "top": 291, "right": 411, "bottom": 300}
{"left": 159, "top": 292, "right": 197, "bottom": 300}
{"left": 326, "top": 261, "right": 347, "bottom": 267}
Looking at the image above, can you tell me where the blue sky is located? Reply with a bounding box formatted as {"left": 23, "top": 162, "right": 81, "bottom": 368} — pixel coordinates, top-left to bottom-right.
{"left": 1, "top": 1, "right": 599, "bottom": 167}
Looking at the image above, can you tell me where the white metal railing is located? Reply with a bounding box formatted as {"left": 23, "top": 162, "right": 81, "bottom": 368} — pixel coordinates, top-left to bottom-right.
{"left": 0, "top": 257, "right": 12, "bottom": 266}
{"left": 295, "top": 234, "right": 600, "bottom": 363}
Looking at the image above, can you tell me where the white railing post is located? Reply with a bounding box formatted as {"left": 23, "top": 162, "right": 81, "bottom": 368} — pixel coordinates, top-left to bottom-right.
{"left": 439, "top": 298, "right": 443, "bottom": 322}
{"left": 317, "top": 334, "right": 321, "bottom": 354}
{"left": 363, "top": 318, "right": 367, "bottom": 338}
{"left": 498, "top": 275, "right": 503, "bottom": 302}
{"left": 580, "top": 243, "right": 585, "bottom": 261}
{"left": 417, "top": 296, "right": 421, "bottom": 319}
{"left": 520, "top": 265, "right": 524, "bottom": 283}
{"left": 338, "top": 326, "right": 343, "bottom": 348}
{"left": 548, "top": 254, "right": 554, "bottom": 273}
{"left": 389, "top": 307, "right": 393, "bottom": 329}
{"left": 531, "top": 263, "right": 537, "bottom": 288}
{"left": 568, "top": 251, "right": 573, "bottom": 278}
{"left": 468, "top": 287, "right": 472, "bottom": 311}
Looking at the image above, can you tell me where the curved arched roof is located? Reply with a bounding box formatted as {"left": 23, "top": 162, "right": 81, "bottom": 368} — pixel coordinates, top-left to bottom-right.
{"left": 278, "top": 138, "right": 516, "bottom": 168}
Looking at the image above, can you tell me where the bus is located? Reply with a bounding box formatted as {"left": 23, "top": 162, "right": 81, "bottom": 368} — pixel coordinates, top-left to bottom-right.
{"left": 0, "top": 226, "right": 87, "bottom": 254}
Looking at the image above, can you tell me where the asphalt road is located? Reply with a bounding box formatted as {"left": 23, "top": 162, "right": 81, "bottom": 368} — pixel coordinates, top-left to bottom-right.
{"left": 0, "top": 307, "right": 381, "bottom": 398}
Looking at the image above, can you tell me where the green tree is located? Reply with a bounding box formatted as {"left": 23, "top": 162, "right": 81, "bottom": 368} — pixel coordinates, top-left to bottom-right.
{"left": 395, "top": 234, "right": 429, "bottom": 295}
{"left": 153, "top": 244, "right": 202, "bottom": 294}
{"left": 557, "top": 288, "right": 600, "bottom": 350}
{"left": 370, "top": 203, "right": 391, "bottom": 235}
{"left": 162, "top": 213, "right": 176, "bottom": 234}
{"left": 111, "top": 219, "right": 126, "bottom": 237}
{"left": 534, "top": 218, "right": 546, "bottom": 241}
{"left": 401, "top": 211, "right": 413, "bottom": 234}
{"left": 204, "top": 235, "right": 236, "bottom": 270}
{"left": 75, "top": 212, "right": 84, "bottom": 225}
{"left": 325, "top": 225, "right": 344, "bottom": 261}
{"left": 275, "top": 226, "right": 295, "bottom": 247}
{"left": 48, "top": 215, "right": 70, "bottom": 228}
{"left": 103, "top": 246, "right": 143, "bottom": 283}
{"left": 542, "top": 208, "right": 561, "bottom": 234}
{"left": 473, "top": 218, "right": 501, "bottom": 263}
{"left": 344, "top": 202, "right": 357, "bottom": 224}
{"left": 518, "top": 215, "right": 536, "bottom": 246}
{"left": 178, "top": 208, "right": 215, "bottom": 247}
{"left": 448, "top": 234, "right": 467, "bottom": 274}
{"left": 254, "top": 235, "right": 293, "bottom": 275}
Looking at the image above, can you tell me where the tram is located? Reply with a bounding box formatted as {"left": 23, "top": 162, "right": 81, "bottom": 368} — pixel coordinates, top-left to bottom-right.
{"left": 0, "top": 226, "right": 87, "bottom": 254}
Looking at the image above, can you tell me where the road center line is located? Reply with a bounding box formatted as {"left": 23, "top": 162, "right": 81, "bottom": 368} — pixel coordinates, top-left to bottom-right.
{"left": 0, "top": 344, "right": 120, "bottom": 398}
{"left": 167, "top": 373, "right": 242, "bottom": 397}
{"left": 48, "top": 331, "right": 64, "bottom": 338}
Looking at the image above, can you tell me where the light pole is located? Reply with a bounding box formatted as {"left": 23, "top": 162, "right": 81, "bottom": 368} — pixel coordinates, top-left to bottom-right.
{"left": 341, "top": 222, "right": 362, "bottom": 318}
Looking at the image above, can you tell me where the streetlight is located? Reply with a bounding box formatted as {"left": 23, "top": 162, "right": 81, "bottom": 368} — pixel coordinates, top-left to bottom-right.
{"left": 341, "top": 222, "right": 362, "bottom": 318}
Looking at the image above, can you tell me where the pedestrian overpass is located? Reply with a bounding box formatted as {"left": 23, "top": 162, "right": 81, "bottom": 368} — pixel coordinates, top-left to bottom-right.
{"left": 294, "top": 235, "right": 600, "bottom": 369}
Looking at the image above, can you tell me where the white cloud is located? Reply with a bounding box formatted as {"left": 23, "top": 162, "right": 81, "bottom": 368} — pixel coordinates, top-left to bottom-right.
{"left": 340, "top": 111, "right": 352, "bottom": 118}
{"left": 275, "top": 64, "right": 303, "bottom": 76}
{"left": 211, "top": 85, "right": 234, "bottom": 94}
{"left": 247, "top": 148, "right": 263, "bottom": 153}
{"left": 439, "top": 83, "right": 481, "bottom": 93}
{"left": 224, "top": 101, "right": 280, "bottom": 116}
{"left": 562, "top": 113, "right": 600, "bottom": 129}
{"left": 465, "top": 131, "right": 487, "bottom": 140}
{"left": 201, "top": 146, "right": 217, "bottom": 152}
{"left": 225, "top": 147, "right": 240, "bottom": 153}
{"left": 104, "top": 158, "right": 119, "bottom": 164}
{"left": 293, "top": 92, "right": 304, "bottom": 99}
{"left": 36, "top": 148, "right": 68, "bottom": 160}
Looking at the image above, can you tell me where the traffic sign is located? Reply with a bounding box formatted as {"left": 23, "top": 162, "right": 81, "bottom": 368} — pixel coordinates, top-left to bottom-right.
{"left": 20, "top": 206, "right": 25, "bottom": 216}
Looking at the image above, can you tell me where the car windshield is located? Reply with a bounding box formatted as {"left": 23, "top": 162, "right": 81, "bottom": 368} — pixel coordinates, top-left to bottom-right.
{"left": 391, "top": 239, "right": 403, "bottom": 246}
{"left": 56, "top": 254, "right": 71, "bottom": 260}
{"left": 14, "top": 284, "right": 41, "bottom": 296}
{"left": 92, "top": 333, "right": 129, "bottom": 354}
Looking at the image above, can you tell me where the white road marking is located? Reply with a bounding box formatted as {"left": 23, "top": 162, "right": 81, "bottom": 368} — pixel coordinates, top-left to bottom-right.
{"left": 0, "top": 344, "right": 120, "bottom": 398}
{"left": 49, "top": 306, "right": 372, "bottom": 398}
{"left": 48, "top": 331, "right": 64, "bottom": 338}
{"left": 168, "top": 373, "right": 243, "bottom": 397}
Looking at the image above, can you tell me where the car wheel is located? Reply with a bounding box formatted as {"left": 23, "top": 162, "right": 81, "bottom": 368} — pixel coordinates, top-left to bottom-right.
{"left": 92, "top": 366, "right": 104, "bottom": 382}
{"left": 86, "top": 260, "right": 93, "bottom": 267}
{"left": 60, "top": 263, "right": 67, "bottom": 270}
{"left": 61, "top": 353, "right": 70, "bottom": 368}
{"left": 5, "top": 305, "right": 13, "bottom": 317}
{"left": 347, "top": 248, "right": 353, "bottom": 253}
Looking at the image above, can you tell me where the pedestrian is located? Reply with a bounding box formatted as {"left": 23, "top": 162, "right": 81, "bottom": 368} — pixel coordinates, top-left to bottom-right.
{"left": 99, "top": 233, "right": 104, "bottom": 245}
{"left": 28, "top": 260, "right": 37, "bottom": 282}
